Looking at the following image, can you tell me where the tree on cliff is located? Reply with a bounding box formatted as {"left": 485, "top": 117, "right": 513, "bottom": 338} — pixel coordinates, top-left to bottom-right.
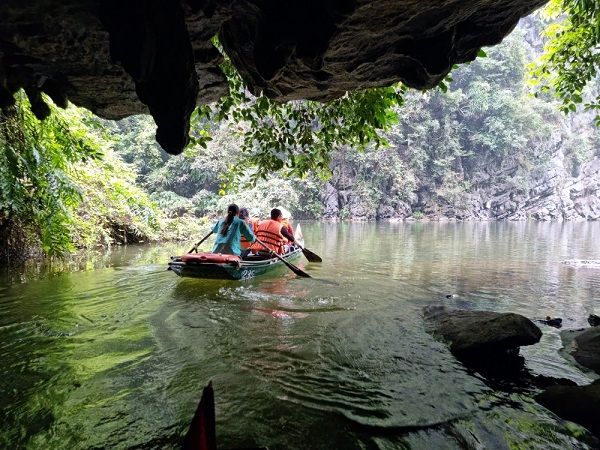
{"left": 528, "top": 0, "right": 599, "bottom": 120}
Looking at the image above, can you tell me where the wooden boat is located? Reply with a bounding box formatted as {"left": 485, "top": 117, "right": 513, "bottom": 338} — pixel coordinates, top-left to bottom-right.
{"left": 168, "top": 246, "right": 303, "bottom": 280}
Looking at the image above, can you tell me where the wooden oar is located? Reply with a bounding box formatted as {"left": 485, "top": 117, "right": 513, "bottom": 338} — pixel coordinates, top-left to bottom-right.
{"left": 188, "top": 231, "right": 214, "bottom": 254}
{"left": 256, "top": 239, "right": 311, "bottom": 278}
{"left": 296, "top": 244, "right": 322, "bottom": 263}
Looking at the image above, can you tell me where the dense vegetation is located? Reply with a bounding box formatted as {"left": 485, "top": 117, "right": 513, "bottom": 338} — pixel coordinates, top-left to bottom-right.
{"left": 190, "top": 43, "right": 406, "bottom": 181}
{"left": 529, "top": 0, "right": 600, "bottom": 120}
{"left": 1, "top": 5, "right": 600, "bottom": 260}
{"left": 324, "top": 17, "right": 599, "bottom": 220}
{"left": 0, "top": 94, "right": 206, "bottom": 261}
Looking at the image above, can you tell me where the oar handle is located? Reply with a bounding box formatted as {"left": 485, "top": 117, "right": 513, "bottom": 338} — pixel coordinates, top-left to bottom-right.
{"left": 256, "top": 239, "right": 279, "bottom": 258}
{"left": 188, "top": 231, "right": 214, "bottom": 254}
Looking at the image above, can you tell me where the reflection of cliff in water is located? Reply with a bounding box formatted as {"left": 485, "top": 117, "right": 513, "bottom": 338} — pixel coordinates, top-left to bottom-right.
{"left": 0, "top": 241, "right": 190, "bottom": 284}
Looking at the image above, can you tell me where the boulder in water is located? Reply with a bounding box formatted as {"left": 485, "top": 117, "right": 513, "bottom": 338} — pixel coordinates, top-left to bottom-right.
{"left": 562, "top": 327, "right": 600, "bottom": 374}
{"left": 588, "top": 314, "right": 600, "bottom": 327}
{"left": 423, "top": 306, "right": 542, "bottom": 358}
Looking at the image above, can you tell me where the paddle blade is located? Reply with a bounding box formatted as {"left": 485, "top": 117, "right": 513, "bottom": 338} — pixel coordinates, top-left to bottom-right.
{"left": 282, "top": 258, "right": 311, "bottom": 278}
{"left": 291, "top": 265, "right": 311, "bottom": 278}
{"left": 183, "top": 382, "right": 217, "bottom": 450}
{"left": 256, "top": 238, "right": 311, "bottom": 278}
{"left": 301, "top": 247, "right": 322, "bottom": 263}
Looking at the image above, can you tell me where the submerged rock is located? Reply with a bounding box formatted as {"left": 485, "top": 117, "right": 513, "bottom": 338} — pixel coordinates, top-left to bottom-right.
{"left": 589, "top": 314, "right": 600, "bottom": 327}
{"left": 562, "top": 327, "right": 600, "bottom": 374}
{"left": 536, "top": 380, "right": 600, "bottom": 438}
{"left": 537, "top": 317, "right": 563, "bottom": 328}
{"left": 423, "top": 307, "right": 580, "bottom": 390}
{"left": 423, "top": 306, "right": 542, "bottom": 357}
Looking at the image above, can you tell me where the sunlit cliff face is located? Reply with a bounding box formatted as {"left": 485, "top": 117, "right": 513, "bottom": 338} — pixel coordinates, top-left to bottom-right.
{"left": 0, "top": 0, "right": 546, "bottom": 154}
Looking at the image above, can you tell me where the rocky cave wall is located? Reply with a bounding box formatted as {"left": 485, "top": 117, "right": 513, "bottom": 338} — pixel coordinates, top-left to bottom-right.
{"left": 1, "top": 0, "right": 546, "bottom": 154}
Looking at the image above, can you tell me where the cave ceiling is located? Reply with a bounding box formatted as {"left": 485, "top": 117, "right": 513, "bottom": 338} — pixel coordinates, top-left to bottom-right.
{"left": 0, "top": 0, "right": 546, "bottom": 154}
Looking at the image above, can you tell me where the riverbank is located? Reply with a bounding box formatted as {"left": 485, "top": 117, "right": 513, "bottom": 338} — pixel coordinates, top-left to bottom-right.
{"left": 0, "top": 212, "right": 214, "bottom": 267}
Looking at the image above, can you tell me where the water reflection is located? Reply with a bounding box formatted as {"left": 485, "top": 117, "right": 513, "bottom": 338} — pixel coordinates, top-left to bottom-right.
{"left": 1, "top": 222, "right": 599, "bottom": 449}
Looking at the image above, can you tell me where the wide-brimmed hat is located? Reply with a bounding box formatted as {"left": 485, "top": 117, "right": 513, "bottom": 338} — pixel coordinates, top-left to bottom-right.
{"left": 277, "top": 206, "right": 292, "bottom": 219}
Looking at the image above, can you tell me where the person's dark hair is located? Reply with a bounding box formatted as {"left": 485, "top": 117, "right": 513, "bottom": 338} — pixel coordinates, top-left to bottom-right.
{"left": 270, "top": 208, "right": 282, "bottom": 220}
{"left": 239, "top": 207, "right": 249, "bottom": 220}
{"left": 221, "top": 204, "right": 239, "bottom": 235}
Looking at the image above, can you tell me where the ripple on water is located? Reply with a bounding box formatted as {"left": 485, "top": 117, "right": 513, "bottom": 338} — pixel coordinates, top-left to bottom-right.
{"left": 237, "top": 309, "right": 486, "bottom": 428}
{"left": 2, "top": 222, "right": 600, "bottom": 449}
{"left": 562, "top": 259, "right": 600, "bottom": 269}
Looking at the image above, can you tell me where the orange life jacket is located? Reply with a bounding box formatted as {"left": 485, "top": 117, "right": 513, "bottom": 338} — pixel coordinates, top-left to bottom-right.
{"left": 240, "top": 218, "right": 259, "bottom": 250}
{"left": 249, "top": 219, "right": 285, "bottom": 254}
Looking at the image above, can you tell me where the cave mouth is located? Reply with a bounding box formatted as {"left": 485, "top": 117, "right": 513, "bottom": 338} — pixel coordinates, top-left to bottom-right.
{"left": 0, "top": 0, "right": 546, "bottom": 154}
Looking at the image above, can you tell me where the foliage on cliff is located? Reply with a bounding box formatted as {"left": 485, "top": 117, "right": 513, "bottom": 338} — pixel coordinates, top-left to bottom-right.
{"left": 108, "top": 117, "right": 324, "bottom": 219}
{"left": 323, "top": 20, "right": 600, "bottom": 220}
{"left": 529, "top": 0, "right": 600, "bottom": 120}
{"left": 0, "top": 94, "right": 167, "bottom": 259}
{"left": 111, "top": 18, "right": 599, "bottom": 222}
{"left": 189, "top": 44, "right": 406, "bottom": 181}
{"left": 0, "top": 94, "right": 100, "bottom": 257}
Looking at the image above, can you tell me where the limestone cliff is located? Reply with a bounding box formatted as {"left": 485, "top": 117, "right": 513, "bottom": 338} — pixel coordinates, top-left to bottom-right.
{"left": 321, "top": 120, "right": 600, "bottom": 222}
{"left": 318, "top": 18, "right": 600, "bottom": 222}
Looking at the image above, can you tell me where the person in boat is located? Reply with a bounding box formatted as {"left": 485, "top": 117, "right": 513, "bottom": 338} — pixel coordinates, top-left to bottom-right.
{"left": 277, "top": 206, "right": 294, "bottom": 237}
{"left": 249, "top": 208, "right": 261, "bottom": 227}
{"left": 239, "top": 207, "right": 259, "bottom": 256}
{"left": 249, "top": 208, "right": 296, "bottom": 256}
{"left": 240, "top": 207, "right": 260, "bottom": 232}
{"left": 211, "top": 203, "right": 256, "bottom": 256}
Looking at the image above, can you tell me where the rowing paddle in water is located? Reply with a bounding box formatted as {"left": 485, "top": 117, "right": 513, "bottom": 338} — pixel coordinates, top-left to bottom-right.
{"left": 296, "top": 244, "right": 322, "bottom": 263}
{"left": 256, "top": 239, "right": 311, "bottom": 278}
{"left": 292, "top": 223, "right": 321, "bottom": 262}
{"left": 188, "top": 231, "right": 214, "bottom": 254}
{"left": 167, "top": 231, "right": 214, "bottom": 271}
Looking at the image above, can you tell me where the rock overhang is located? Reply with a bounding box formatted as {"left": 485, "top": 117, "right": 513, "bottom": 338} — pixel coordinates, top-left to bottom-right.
{"left": 0, "top": 0, "right": 547, "bottom": 154}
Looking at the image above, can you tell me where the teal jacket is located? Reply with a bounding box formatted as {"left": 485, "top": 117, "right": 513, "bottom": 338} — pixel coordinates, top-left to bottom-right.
{"left": 211, "top": 216, "right": 256, "bottom": 256}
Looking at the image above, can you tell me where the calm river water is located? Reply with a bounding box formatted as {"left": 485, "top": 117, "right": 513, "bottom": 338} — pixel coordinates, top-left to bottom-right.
{"left": 1, "top": 222, "right": 599, "bottom": 449}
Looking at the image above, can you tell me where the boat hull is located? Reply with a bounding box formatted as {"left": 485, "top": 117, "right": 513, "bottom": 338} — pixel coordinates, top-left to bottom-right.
{"left": 168, "top": 248, "right": 302, "bottom": 280}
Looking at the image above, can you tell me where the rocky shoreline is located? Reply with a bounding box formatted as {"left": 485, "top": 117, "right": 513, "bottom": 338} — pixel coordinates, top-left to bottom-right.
{"left": 423, "top": 305, "right": 600, "bottom": 440}
{"left": 321, "top": 149, "right": 600, "bottom": 223}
